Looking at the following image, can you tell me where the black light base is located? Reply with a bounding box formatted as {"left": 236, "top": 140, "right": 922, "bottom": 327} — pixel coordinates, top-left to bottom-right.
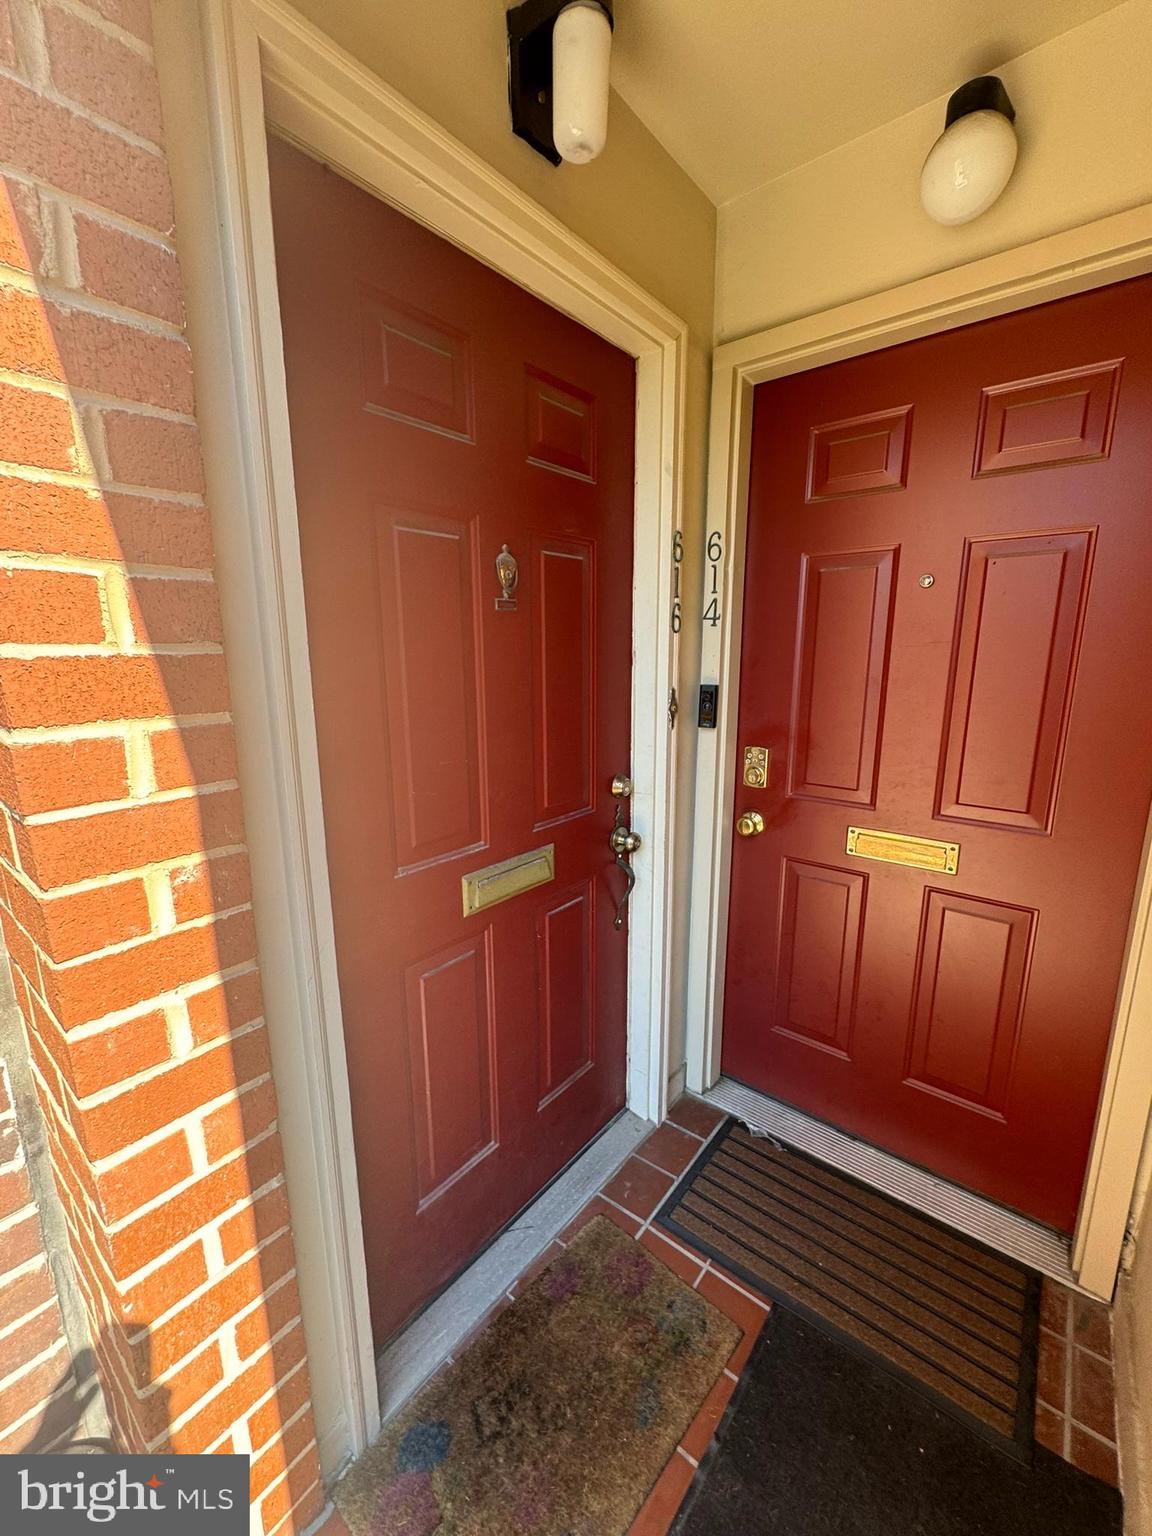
{"left": 944, "top": 75, "right": 1015, "bottom": 128}
{"left": 507, "top": 0, "right": 613, "bottom": 166}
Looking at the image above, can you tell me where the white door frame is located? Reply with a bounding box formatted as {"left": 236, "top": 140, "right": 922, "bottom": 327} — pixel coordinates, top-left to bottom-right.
{"left": 156, "top": 0, "right": 687, "bottom": 1480}
{"left": 686, "top": 204, "right": 1152, "bottom": 1301}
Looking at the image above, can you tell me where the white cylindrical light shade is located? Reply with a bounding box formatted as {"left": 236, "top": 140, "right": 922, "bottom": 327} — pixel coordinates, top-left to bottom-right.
{"left": 552, "top": 2, "right": 612, "bottom": 165}
{"left": 920, "top": 109, "right": 1018, "bottom": 225}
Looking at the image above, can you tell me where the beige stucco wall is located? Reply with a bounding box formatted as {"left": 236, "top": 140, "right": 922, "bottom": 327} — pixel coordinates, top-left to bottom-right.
{"left": 284, "top": 0, "right": 717, "bottom": 1086}
{"left": 1118, "top": 1168, "right": 1152, "bottom": 1532}
{"left": 715, "top": 0, "right": 1152, "bottom": 342}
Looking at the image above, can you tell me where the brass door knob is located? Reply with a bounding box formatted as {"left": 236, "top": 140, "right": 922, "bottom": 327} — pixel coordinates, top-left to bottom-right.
{"left": 610, "top": 825, "right": 642, "bottom": 855}
{"left": 736, "top": 810, "right": 765, "bottom": 838}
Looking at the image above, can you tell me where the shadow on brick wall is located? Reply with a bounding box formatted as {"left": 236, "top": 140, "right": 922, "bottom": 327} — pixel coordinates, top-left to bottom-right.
{"left": 17, "top": 1344, "right": 126, "bottom": 1454}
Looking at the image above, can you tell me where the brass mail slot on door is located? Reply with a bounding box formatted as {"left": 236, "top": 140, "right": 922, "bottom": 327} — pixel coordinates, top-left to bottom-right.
{"left": 462, "top": 844, "right": 555, "bottom": 916}
{"left": 846, "top": 826, "right": 959, "bottom": 876}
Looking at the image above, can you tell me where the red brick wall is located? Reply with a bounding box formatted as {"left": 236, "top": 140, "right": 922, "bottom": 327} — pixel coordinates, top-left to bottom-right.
{"left": 0, "top": 1, "right": 324, "bottom": 1527}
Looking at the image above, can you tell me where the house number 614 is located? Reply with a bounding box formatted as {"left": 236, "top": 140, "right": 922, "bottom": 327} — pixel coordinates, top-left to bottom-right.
{"left": 704, "top": 530, "right": 723, "bottom": 628}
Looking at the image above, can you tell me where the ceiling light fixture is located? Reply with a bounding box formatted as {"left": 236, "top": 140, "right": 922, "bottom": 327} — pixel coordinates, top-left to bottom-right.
{"left": 920, "top": 76, "right": 1018, "bottom": 226}
{"left": 507, "top": 0, "right": 614, "bottom": 166}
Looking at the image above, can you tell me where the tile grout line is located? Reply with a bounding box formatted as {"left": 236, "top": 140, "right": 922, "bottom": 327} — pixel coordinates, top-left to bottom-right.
{"left": 632, "top": 1152, "right": 683, "bottom": 1179}
{"left": 1063, "top": 1292, "right": 1075, "bottom": 1461}
{"left": 1069, "top": 1416, "right": 1118, "bottom": 1450}
{"left": 632, "top": 1110, "right": 730, "bottom": 1237}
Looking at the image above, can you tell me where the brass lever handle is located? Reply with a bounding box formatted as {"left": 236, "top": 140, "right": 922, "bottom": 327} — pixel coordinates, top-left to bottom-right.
{"left": 609, "top": 785, "right": 641, "bottom": 929}
{"left": 736, "top": 810, "right": 765, "bottom": 838}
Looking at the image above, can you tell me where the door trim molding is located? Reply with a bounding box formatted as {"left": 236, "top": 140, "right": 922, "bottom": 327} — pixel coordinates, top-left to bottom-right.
{"left": 686, "top": 204, "right": 1152, "bottom": 1300}
{"left": 156, "top": 0, "right": 686, "bottom": 1478}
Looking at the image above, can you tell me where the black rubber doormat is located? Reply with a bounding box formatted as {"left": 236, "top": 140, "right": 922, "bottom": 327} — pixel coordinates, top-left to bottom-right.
{"left": 656, "top": 1121, "right": 1040, "bottom": 1460}
{"left": 674, "top": 1310, "right": 1121, "bottom": 1536}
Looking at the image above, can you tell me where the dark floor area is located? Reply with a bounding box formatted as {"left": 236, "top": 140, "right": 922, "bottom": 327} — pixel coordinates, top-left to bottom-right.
{"left": 675, "top": 1308, "right": 1123, "bottom": 1536}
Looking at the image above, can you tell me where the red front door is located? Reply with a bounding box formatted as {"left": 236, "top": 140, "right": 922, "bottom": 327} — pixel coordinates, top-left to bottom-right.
{"left": 267, "top": 137, "right": 635, "bottom": 1341}
{"left": 723, "top": 276, "right": 1152, "bottom": 1233}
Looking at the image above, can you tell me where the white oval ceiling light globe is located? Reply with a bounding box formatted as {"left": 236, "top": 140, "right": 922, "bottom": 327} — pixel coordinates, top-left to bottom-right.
{"left": 552, "top": 1, "right": 612, "bottom": 165}
{"left": 919, "top": 78, "right": 1018, "bottom": 227}
{"left": 920, "top": 108, "right": 1018, "bottom": 225}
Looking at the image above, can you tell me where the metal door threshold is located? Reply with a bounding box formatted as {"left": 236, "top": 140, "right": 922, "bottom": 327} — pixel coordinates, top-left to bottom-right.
{"left": 703, "top": 1077, "right": 1079, "bottom": 1289}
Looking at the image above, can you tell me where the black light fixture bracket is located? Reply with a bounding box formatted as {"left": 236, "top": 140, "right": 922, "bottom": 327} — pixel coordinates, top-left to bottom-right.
{"left": 507, "top": 0, "right": 614, "bottom": 165}
{"left": 944, "top": 75, "right": 1015, "bottom": 128}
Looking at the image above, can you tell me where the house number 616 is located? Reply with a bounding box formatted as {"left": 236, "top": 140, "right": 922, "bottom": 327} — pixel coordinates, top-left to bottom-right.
{"left": 671, "top": 529, "right": 684, "bottom": 633}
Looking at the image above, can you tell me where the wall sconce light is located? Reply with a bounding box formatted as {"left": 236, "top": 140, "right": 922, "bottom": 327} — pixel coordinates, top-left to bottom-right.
{"left": 920, "top": 76, "right": 1018, "bottom": 226}
{"left": 508, "top": 0, "right": 614, "bottom": 166}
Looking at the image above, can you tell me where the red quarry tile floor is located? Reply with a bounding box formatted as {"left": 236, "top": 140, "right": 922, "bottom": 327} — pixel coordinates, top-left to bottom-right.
{"left": 600, "top": 1154, "right": 677, "bottom": 1221}
{"left": 633, "top": 1119, "right": 705, "bottom": 1177}
{"left": 666, "top": 1095, "right": 727, "bottom": 1141}
{"left": 1034, "top": 1277, "right": 1119, "bottom": 1487}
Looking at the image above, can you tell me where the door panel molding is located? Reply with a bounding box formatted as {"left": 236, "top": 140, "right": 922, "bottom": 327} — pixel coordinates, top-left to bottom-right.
{"left": 404, "top": 934, "right": 499, "bottom": 1208}
{"left": 772, "top": 858, "right": 866, "bottom": 1061}
{"left": 531, "top": 536, "right": 596, "bottom": 828}
{"left": 686, "top": 203, "right": 1152, "bottom": 1301}
{"left": 157, "top": 0, "right": 687, "bottom": 1479}
{"left": 787, "top": 546, "right": 898, "bottom": 809}
{"left": 378, "top": 506, "right": 487, "bottom": 871}
{"left": 535, "top": 880, "right": 596, "bottom": 1109}
{"left": 904, "top": 889, "right": 1036, "bottom": 1122}
{"left": 935, "top": 530, "right": 1095, "bottom": 834}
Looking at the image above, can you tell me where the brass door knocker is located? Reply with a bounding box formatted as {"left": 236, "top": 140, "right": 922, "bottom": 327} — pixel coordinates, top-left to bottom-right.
{"left": 495, "top": 544, "right": 519, "bottom": 611}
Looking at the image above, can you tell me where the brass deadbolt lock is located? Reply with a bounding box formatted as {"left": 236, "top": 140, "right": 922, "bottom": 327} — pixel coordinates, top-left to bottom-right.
{"left": 743, "top": 745, "right": 770, "bottom": 788}
{"left": 736, "top": 810, "right": 766, "bottom": 838}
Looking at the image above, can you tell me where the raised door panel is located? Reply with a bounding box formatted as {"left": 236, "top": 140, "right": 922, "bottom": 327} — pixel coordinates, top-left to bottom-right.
{"left": 788, "top": 548, "right": 897, "bottom": 807}
{"left": 905, "top": 891, "right": 1035, "bottom": 1120}
{"left": 526, "top": 366, "right": 596, "bottom": 481}
{"left": 937, "top": 531, "right": 1094, "bottom": 831}
{"left": 532, "top": 538, "right": 594, "bottom": 826}
{"left": 974, "top": 362, "right": 1121, "bottom": 476}
{"left": 772, "top": 859, "right": 866, "bottom": 1059}
{"left": 360, "top": 288, "right": 475, "bottom": 442}
{"left": 806, "top": 407, "right": 912, "bottom": 501}
{"left": 377, "top": 508, "right": 486, "bottom": 871}
{"left": 536, "top": 881, "right": 594, "bottom": 1108}
{"left": 404, "top": 935, "right": 498, "bottom": 1206}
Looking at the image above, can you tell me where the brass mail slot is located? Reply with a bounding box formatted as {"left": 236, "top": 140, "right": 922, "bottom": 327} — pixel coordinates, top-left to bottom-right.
{"left": 846, "top": 826, "right": 959, "bottom": 876}
{"left": 462, "top": 844, "right": 555, "bottom": 916}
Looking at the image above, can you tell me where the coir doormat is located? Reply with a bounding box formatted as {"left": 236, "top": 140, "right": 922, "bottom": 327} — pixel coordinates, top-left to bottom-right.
{"left": 335, "top": 1216, "right": 739, "bottom": 1534}
{"left": 656, "top": 1121, "right": 1040, "bottom": 1459}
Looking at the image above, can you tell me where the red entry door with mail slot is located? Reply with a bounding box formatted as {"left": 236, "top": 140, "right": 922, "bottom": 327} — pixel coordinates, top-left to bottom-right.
{"left": 723, "top": 276, "right": 1152, "bottom": 1232}
{"left": 267, "top": 136, "right": 635, "bottom": 1341}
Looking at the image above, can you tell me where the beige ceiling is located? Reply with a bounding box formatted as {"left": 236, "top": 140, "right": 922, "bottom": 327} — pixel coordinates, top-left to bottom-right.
{"left": 610, "top": 0, "right": 1126, "bottom": 204}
